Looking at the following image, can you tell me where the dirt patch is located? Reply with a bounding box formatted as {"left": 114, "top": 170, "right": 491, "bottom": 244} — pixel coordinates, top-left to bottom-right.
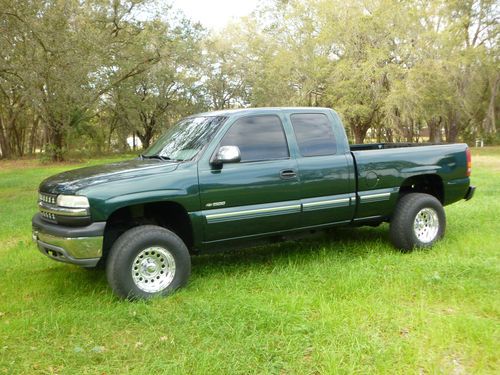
{"left": 441, "top": 354, "right": 468, "bottom": 375}
{"left": 0, "top": 159, "right": 81, "bottom": 171}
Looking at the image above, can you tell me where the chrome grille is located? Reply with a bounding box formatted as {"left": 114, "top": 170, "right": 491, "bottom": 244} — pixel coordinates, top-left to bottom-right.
{"left": 39, "top": 193, "right": 57, "bottom": 205}
{"left": 39, "top": 192, "right": 58, "bottom": 223}
{"left": 40, "top": 210, "right": 56, "bottom": 221}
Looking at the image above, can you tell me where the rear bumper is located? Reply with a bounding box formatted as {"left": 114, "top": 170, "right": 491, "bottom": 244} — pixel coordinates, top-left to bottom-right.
{"left": 31, "top": 213, "right": 105, "bottom": 267}
{"left": 464, "top": 185, "right": 476, "bottom": 201}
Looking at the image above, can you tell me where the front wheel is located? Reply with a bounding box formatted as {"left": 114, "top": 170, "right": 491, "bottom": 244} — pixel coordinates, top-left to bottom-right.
{"left": 389, "top": 193, "right": 446, "bottom": 251}
{"left": 106, "top": 225, "right": 191, "bottom": 300}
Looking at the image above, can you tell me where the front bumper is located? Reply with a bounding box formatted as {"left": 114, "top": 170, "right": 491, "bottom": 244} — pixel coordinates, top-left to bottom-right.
{"left": 32, "top": 213, "right": 105, "bottom": 267}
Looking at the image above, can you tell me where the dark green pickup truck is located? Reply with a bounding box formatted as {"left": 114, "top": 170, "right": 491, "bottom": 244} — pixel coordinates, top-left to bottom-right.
{"left": 32, "top": 107, "right": 475, "bottom": 299}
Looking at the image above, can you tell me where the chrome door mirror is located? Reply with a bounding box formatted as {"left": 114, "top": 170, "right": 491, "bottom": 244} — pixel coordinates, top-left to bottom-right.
{"left": 211, "top": 145, "right": 241, "bottom": 166}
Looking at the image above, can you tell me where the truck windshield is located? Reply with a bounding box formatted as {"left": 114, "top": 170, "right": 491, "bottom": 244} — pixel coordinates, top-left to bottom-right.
{"left": 142, "top": 116, "right": 227, "bottom": 161}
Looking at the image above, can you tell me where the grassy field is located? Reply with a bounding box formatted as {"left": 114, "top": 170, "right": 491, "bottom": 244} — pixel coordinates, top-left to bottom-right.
{"left": 0, "top": 149, "right": 498, "bottom": 374}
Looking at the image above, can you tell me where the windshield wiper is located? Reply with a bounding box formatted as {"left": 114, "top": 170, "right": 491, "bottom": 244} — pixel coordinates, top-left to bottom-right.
{"left": 140, "top": 154, "right": 180, "bottom": 162}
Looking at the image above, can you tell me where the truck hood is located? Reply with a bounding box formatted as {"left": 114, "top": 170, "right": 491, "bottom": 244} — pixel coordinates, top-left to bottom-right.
{"left": 39, "top": 159, "right": 180, "bottom": 195}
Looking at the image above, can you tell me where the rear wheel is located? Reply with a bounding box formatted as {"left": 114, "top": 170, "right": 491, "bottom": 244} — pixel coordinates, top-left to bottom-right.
{"left": 389, "top": 193, "right": 446, "bottom": 251}
{"left": 106, "top": 225, "right": 191, "bottom": 300}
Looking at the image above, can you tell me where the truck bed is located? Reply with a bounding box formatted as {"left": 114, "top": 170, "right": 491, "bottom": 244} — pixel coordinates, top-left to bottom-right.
{"left": 349, "top": 143, "right": 470, "bottom": 221}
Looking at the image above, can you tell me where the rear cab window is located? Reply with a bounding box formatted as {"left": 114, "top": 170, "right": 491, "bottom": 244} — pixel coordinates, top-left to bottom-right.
{"left": 290, "top": 113, "right": 337, "bottom": 156}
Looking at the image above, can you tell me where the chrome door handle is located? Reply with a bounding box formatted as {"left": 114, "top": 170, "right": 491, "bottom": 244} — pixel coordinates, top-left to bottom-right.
{"left": 280, "top": 169, "right": 297, "bottom": 179}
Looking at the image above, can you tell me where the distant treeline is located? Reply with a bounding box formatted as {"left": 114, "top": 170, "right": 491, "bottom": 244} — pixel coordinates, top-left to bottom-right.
{"left": 0, "top": 0, "right": 498, "bottom": 160}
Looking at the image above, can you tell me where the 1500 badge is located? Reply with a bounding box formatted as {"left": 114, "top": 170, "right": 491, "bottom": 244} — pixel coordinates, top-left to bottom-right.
{"left": 205, "top": 201, "right": 226, "bottom": 208}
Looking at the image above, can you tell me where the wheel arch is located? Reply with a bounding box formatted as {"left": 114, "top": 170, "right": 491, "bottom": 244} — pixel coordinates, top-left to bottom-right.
{"left": 398, "top": 174, "right": 444, "bottom": 204}
{"left": 102, "top": 201, "right": 194, "bottom": 259}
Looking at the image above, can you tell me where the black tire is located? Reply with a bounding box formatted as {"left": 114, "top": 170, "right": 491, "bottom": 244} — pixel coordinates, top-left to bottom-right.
{"left": 106, "top": 225, "right": 191, "bottom": 300}
{"left": 389, "top": 193, "right": 446, "bottom": 251}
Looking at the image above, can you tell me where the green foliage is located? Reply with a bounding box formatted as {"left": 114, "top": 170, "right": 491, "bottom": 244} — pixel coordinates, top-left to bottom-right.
{"left": 0, "top": 0, "right": 204, "bottom": 159}
{"left": 0, "top": 0, "right": 498, "bottom": 161}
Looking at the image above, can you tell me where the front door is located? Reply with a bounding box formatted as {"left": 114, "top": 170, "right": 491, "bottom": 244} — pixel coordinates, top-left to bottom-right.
{"left": 198, "top": 114, "right": 300, "bottom": 242}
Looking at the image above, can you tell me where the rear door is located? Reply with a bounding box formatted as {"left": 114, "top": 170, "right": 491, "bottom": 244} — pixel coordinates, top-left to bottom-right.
{"left": 198, "top": 114, "right": 300, "bottom": 242}
{"left": 289, "top": 112, "right": 356, "bottom": 227}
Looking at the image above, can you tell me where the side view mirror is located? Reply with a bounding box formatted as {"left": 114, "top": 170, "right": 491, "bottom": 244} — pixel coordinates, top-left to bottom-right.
{"left": 211, "top": 145, "right": 241, "bottom": 166}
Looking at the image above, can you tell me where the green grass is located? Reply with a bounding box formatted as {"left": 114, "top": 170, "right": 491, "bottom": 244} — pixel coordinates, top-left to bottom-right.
{"left": 0, "top": 148, "right": 499, "bottom": 374}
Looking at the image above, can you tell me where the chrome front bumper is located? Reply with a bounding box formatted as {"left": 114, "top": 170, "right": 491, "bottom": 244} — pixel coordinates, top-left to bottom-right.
{"left": 32, "top": 213, "right": 105, "bottom": 267}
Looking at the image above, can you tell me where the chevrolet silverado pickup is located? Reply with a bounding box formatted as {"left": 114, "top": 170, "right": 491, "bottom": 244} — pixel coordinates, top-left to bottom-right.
{"left": 32, "top": 108, "right": 475, "bottom": 299}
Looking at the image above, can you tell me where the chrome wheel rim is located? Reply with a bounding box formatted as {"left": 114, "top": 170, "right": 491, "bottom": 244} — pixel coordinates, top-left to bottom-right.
{"left": 132, "top": 247, "right": 176, "bottom": 293}
{"left": 413, "top": 208, "right": 439, "bottom": 243}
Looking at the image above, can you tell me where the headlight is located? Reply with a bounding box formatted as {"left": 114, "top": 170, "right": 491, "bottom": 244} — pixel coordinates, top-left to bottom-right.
{"left": 56, "top": 195, "right": 90, "bottom": 208}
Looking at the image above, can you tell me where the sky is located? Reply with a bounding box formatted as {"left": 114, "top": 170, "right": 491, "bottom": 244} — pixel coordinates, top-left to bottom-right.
{"left": 171, "top": 0, "right": 260, "bottom": 30}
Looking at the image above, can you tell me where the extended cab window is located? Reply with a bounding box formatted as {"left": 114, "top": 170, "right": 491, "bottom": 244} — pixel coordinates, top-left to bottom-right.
{"left": 291, "top": 113, "right": 337, "bottom": 157}
{"left": 220, "top": 115, "right": 289, "bottom": 162}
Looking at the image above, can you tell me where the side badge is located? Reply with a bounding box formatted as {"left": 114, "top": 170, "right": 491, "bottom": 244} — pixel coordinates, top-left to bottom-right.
{"left": 206, "top": 201, "right": 226, "bottom": 208}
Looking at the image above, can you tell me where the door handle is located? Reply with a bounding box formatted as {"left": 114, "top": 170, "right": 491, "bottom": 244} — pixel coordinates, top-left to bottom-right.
{"left": 280, "top": 169, "right": 297, "bottom": 179}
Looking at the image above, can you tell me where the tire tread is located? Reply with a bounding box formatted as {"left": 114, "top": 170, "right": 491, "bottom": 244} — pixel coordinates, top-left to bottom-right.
{"left": 389, "top": 193, "right": 445, "bottom": 251}
{"left": 106, "top": 225, "right": 191, "bottom": 300}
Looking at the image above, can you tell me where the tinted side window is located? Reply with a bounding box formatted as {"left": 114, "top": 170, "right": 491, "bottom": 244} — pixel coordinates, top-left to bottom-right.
{"left": 291, "top": 113, "right": 337, "bottom": 157}
{"left": 220, "top": 115, "right": 289, "bottom": 162}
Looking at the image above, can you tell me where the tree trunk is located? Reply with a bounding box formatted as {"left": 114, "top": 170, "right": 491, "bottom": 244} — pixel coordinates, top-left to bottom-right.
{"left": 10, "top": 117, "right": 25, "bottom": 157}
{"left": 137, "top": 111, "right": 156, "bottom": 149}
{"left": 0, "top": 117, "right": 11, "bottom": 159}
{"left": 137, "top": 132, "right": 152, "bottom": 149}
{"left": 428, "top": 117, "right": 442, "bottom": 143}
{"left": 405, "top": 120, "right": 414, "bottom": 143}
{"left": 376, "top": 125, "right": 382, "bottom": 143}
{"left": 28, "top": 116, "right": 40, "bottom": 155}
{"left": 52, "top": 133, "right": 64, "bottom": 161}
{"left": 385, "top": 128, "right": 394, "bottom": 143}
{"left": 483, "top": 74, "right": 499, "bottom": 135}
{"left": 446, "top": 124, "right": 459, "bottom": 143}
{"left": 445, "top": 112, "right": 460, "bottom": 143}
{"left": 107, "top": 122, "right": 116, "bottom": 153}
{"left": 138, "top": 121, "right": 155, "bottom": 149}
{"left": 350, "top": 122, "right": 370, "bottom": 144}
{"left": 48, "top": 119, "right": 65, "bottom": 161}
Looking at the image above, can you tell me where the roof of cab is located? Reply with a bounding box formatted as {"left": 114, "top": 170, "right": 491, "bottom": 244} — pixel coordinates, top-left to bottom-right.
{"left": 191, "top": 107, "right": 334, "bottom": 117}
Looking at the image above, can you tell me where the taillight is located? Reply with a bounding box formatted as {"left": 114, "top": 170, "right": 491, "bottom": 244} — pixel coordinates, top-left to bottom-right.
{"left": 466, "top": 147, "right": 472, "bottom": 176}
